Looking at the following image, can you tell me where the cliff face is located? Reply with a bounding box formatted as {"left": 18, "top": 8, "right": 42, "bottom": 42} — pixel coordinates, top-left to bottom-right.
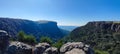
{"left": 66, "top": 21, "right": 120, "bottom": 54}
{"left": 0, "top": 18, "right": 64, "bottom": 40}
{"left": 85, "top": 21, "right": 120, "bottom": 32}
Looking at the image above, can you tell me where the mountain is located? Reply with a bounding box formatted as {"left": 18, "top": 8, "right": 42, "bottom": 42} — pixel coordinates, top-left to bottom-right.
{"left": 65, "top": 21, "right": 120, "bottom": 54}
{"left": 58, "top": 26, "right": 78, "bottom": 31}
{"left": 0, "top": 18, "right": 65, "bottom": 41}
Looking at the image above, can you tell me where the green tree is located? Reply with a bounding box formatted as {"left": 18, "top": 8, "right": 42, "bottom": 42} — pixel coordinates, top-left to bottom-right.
{"left": 24, "top": 35, "right": 37, "bottom": 45}
{"left": 113, "top": 33, "right": 120, "bottom": 42}
{"left": 17, "top": 31, "right": 25, "bottom": 42}
{"left": 52, "top": 39, "right": 64, "bottom": 49}
{"left": 40, "top": 36, "right": 52, "bottom": 44}
{"left": 17, "top": 31, "right": 37, "bottom": 45}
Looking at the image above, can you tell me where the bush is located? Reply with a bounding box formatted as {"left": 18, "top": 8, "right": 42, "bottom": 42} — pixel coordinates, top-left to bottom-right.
{"left": 95, "top": 49, "right": 109, "bottom": 54}
{"left": 52, "top": 39, "right": 64, "bottom": 49}
{"left": 40, "top": 36, "right": 52, "bottom": 44}
{"left": 24, "top": 35, "right": 37, "bottom": 45}
{"left": 17, "top": 31, "right": 37, "bottom": 45}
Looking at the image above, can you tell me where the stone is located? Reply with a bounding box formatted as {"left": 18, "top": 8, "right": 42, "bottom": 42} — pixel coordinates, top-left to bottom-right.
{"left": 7, "top": 41, "right": 32, "bottom": 54}
{"left": 34, "top": 43, "right": 50, "bottom": 54}
{"left": 65, "top": 48, "right": 86, "bottom": 54}
{"left": 60, "top": 42, "right": 84, "bottom": 53}
{"left": 60, "top": 42, "right": 94, "bottom": 54}
{"left": 0, "top": 30, "right": 10, "bottom": 54}
{"left": 43, "top": 47, "right": 58, "bottom": 54}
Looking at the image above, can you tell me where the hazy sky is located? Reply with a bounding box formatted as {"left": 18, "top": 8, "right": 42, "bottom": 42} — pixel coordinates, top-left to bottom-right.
{"left": 0, "top": 0, "right": 120, "bottom": 26}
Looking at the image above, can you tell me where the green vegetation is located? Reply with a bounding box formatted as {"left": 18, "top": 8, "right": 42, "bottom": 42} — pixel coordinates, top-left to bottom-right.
{"left": 64, "top": 22, "right": 120, "bottom": 54}
{"left": 17, "top": 31, "right": 37, "bottom": 45}
{"left": 52, "top": 39, "right": 64, "bottom": 49}
{"left": 40, "top": 36, "right": 53, "bottom": 44}
{"left": 95, "top": 49, "right": 109, "bottom": 54}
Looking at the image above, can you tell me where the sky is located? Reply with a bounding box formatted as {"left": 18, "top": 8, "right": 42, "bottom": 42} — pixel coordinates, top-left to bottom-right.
{"left": 0, "top": 0, "right": 120, "bottom": 26}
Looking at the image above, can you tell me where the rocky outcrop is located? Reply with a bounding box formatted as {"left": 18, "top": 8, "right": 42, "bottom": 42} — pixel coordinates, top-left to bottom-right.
{"left": 0, "top": 41, "right": 94, "bottom": 54}
{"left": 60, "top": 42, "right": 94, "bottom": 54}
{"left": 34, "top": 43, "right": 51, "bottom": 54}
{"left": 34, "top": 43, "right": 58, "bottom": 54}
{"left": 0, "top": 30, "right": 10, "bottom": 54}
{"left": 43, "top": 47, "right": 58, "bottom": 54}
{"left": 7, "top": 41, "right": 32, "bottom": 54}
{"left": 65, "top": 48, "right": 85, "bottom": 54}
{"left": 86, "top": 21, "right": 120, "bottom": 32}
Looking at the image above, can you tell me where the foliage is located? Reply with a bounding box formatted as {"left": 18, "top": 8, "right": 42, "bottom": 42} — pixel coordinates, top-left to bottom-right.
{"left": 95, "top": 49, "right": 109, "bottom": 54}
{"left": 65, "top": 22, "right": 120, "bottom": 54}
{"left": 113, "top": 33, "right": 120, "bottom": 42}
{"left": 40, "top": 36, "right": 53, "bottom": 44}
{"left": 17, "top": 31, "right": 37, "bottom": 45}
{"left": 52, "top": 39, "right": 64, "bottom": 49}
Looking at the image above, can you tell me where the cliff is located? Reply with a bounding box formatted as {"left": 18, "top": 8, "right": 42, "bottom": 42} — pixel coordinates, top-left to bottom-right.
{"left": 0, "top": 18, "right": 64, "bottom": 41}
{"left": 66, "top": 21, "right": 120, "bottom": 54}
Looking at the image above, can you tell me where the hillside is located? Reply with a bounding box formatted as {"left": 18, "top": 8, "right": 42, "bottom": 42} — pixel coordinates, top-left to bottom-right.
{"left": 65, "top": 21, "right": 120, "bottom": 54}
{"left": 0, "top": 18, "right": 65, "bottom": 41}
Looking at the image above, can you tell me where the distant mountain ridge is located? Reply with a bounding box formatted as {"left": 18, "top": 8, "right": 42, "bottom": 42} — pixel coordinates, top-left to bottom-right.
{"left": 58, "top": 26, "right": 78, "bottom": 31}
{"left": 0, "top": 18, "right": 65, "bottom": 41}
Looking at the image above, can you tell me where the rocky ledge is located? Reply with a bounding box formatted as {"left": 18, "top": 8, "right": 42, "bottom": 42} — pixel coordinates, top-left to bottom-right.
{"left": 1, "top": 42, "right": 94, "bottom": 54}
{"left": 0, "top": 30, "right": 94, "bottom": 54}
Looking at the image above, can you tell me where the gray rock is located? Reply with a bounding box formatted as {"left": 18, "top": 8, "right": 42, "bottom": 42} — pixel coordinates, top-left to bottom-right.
{"left": 60, "top": 42, "right": 94, "bottom": 54}
{"left": 0, "top": 30, "right": 10, "bottom": 54}
{"left": 43, "top": 47, "right": 58, "bottom": 54}
{"left": 60, "top": 42, "right": 84, "bottom": 53}
{"left": 7, "top": 41, "right": 32, "bottom": 54}
{"left": 65, "top": 48, "right": 85, "bottom": 54}
{"left": 34, "top": 43, "right": 50, "bottom": 54}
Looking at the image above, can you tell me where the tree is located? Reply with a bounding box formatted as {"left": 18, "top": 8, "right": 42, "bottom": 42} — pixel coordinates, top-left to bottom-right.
{"left": 17, "top": 31, "right": 25, "bottom": 42}
{"left": 52, "top": 39, "right": 64, "bottom": 49}
{"left": 40, "top": 36, "right": 52, "bottom": 44}
{"left": 17, "top": 31, "right": 37, "bottom": 45}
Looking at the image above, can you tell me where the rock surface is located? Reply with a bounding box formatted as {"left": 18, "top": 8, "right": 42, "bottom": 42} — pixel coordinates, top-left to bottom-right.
{"left": 65, "top": 48, "right": 85, "bottom": 54}
{"left": 7, "top": 41, "right": 32, "bottom": 54}
{"left": 34, "top": 43, "right": 51, "bottom": 54}
{"left": 0, "top": 41, "right": 94, "bottom": 54}
{"left": 60, "top": 42, "right": 94, "bottom": 54}
{"left": 43, "top": 47, "right": 58, "bottom": 54}
{"left": 0, "top": 30, "right": 10, "bottom": 54}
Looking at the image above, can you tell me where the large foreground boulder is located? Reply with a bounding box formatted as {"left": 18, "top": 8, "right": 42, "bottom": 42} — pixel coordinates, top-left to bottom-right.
{"left": 60, "top": 42, "right": 94, "bottom": 54}
{"left": 0, "top": 30, "right": 10, "bottom": 54}
{"left": 34, "top": 43, "right": 51, "bottom": 54}
{"left": 65, "top": 48, "right": 85, "bottom": 54}
{"left": 34, "top": 43, "right": 58, "bottom": 54}
{"left": 7, "top": 41, "right": 32, "bottom": 54}
{"left": 43, "top": 47, "right": 58, "bottom": 54}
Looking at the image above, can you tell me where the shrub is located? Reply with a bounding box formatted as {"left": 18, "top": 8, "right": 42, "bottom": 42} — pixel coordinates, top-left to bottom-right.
{"left": 17, "top": 31, "right": 25, "bottom": 42}
{"left": 24, "top": 35, "right": 37, "bottom": 45}
{"left": 40, "top": 36, "right": 52, "bottom": 44}
{"left": 95, "top": 49, "right": 109, "bottom": 54}
{"left": 52, "top": 39, "right": 64, "bottom": 49}
{"left": 17, "top": 31, "right": 37, "bottom": 45}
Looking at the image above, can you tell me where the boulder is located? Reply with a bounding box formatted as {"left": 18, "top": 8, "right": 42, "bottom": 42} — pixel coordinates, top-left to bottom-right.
{"left": 65, "top": 48, "right": 85, "bottom": 54}
{"left": 0, "top": 30, "right": 10, "bottom": 54}
{"left": 43, "top": 47, "right": 58, "bottom": 54}
{"left": 7, "top": 41, "right": 32, "bottom": 54}
{"left": 34, "top": 43, "right": 50, "bottom": 54}
{"left": 60, "top": 42, "right": 94, "bottom": 54}
{"left": 60, "top": 42, "right": 84, "bottom": 53}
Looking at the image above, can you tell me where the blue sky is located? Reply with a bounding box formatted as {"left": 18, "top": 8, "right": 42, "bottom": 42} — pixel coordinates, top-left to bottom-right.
{"left": 0, "top": 0, "right": 120, "bottom": 26}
